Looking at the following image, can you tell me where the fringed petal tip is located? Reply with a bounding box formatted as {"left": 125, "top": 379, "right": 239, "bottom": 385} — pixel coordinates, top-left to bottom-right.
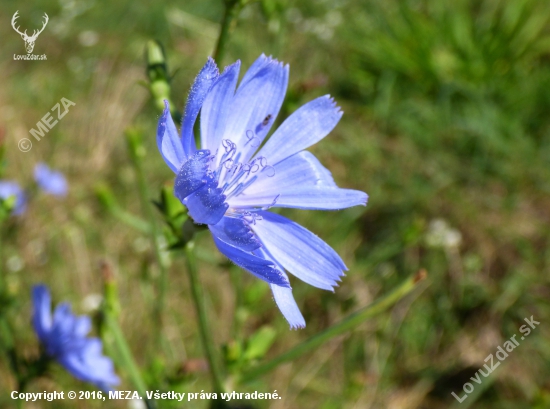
{"left": 271, "top": 284, "right": 306, "bottom": 329}
{"left": 260, "top": 53, "right": 274, "bottom": 63}
{"left": 323, "top": 94, "right": 343, "bottom": 115}
{"left": 289, "top": 322, "right": 306, "bottom": 330}
{"left": 157, "top": 102, "right": 187, "bottom": 173}
{"left": 252, "top": 212, "right": 348, "bottom": 291}
{"left": 157, "top": 101, "right": 169, "bottom": 133}
{"left": 273, "top": 60, "right": 289, "bottom": 73}
{"left": 221, "top": 60, "right": 241, "bottom": 73}
{"left": 240, "top": 54, "right": 284, "bottom": 85}
{"left": 261, "top": 55, "right": 289, "bottom": 71}
{"left": 159, "top": 99, "right": 170, "bottom": 121}
{"left": 326, "top": 284, "right": 338, "bottom": 293}
{"left": 203, "top": 57, "right": 220, "bottom": 79}
{"left": 324, "top": 271, "right": 347, "bottom": 293}
{"left": 180, "top": 58, "right": 220, "bottom": 156}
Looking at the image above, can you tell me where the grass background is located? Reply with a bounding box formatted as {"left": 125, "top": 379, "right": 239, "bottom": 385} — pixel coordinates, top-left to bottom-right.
{"left": 1, "top": 0, "right": 550, "bottom": 408}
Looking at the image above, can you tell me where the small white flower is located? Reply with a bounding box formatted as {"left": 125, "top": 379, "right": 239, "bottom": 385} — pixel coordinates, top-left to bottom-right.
{"left": 425, "top": 218, "right": 462, "bottom": 249}
{"left": 81, "top": 293, "right": 103, "bottom": 313}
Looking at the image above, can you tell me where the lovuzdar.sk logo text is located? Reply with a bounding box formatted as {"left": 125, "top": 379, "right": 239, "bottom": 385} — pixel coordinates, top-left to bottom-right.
{"left": 12, "top": 10, "right": 48, "bottom": 60}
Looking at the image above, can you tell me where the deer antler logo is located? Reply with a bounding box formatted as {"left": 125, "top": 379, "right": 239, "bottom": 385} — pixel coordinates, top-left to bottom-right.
{"left": 11, "top": 11, "right": 49, "bottom": 54}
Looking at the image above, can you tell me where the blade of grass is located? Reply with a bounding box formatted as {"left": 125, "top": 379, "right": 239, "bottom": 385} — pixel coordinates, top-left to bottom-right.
{"left": 238, "top": 270, "right": 428, "bottom": 383}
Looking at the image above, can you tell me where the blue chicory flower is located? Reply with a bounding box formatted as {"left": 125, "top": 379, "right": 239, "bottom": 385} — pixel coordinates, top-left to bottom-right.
{"left": 157, "top": 55, "right": 368, "bottom": 329}
{"left": 34, "top": 163, "right": 68, "bottom": 196}
{"left": 32, "top": 285, "right": 120, "bottom": 390}
{"left": 0, "top": 180, "right": 27, "bottom": 215}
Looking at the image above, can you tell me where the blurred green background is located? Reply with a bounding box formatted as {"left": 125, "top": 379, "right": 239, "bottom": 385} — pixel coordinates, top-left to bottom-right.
{"left": 1, "top": 0, "right": 550, "bottom": 408}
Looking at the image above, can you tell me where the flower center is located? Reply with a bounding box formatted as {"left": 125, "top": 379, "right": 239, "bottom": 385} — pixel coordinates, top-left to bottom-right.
{"left": 212, "top": 139, "right": 276, "bottom": 203}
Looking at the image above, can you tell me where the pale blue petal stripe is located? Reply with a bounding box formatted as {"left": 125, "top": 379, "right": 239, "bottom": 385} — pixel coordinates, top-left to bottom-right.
{"left": 256, "top": 95, "right": 343, "bottom": 165}
{"left": 255, "top": 247, "right": 306, "bottom": 329}
{"left": 221, "top": 60, "right": 289, "bottom": 163}
{"left": 231, "top": 151, "right": 337, "bottom": 201}
{"left": 251, "top": 211, "right": 346, "bottom": 290}
{"left": 228, "top": 151, "right": 367, "bottom": 210}
{"left": 201, "top": 61, "right": 241, "bottom": 153}
{"left": 230, "top": 187, "right": 367, "bottom": 210}
{"left": 247, "top": 151, "right": 337, "bottom": 191}
{"left": 271, "top": 283, "right": 306, "bottom": 329}
{"left": 239, "top": 54, "right": 273, "bottom": 87}
{"left": 59, "top": 339, "right": 120, "bottom": 388}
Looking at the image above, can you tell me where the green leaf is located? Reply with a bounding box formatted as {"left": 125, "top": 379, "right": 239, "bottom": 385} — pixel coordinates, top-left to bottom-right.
{"left": 243, "top": 326, "right": 277, "bottom": 361}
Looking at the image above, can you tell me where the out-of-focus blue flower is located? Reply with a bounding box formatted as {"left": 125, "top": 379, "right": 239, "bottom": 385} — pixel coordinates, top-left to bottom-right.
{"left": 32, "top": 285, "right": 120, "bottom": 390}
{"left": 157, "top": 55, "right": 368, "bottom": 329}
{"left": 0, "top": 180, "right": 27, "bottom": 215}
{"left": 34, "top": 163, "right": 68, "bottom": 196}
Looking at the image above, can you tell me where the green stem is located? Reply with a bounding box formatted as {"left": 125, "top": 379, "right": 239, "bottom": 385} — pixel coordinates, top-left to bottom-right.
{"left": 0, "top": 232, "right": 23, "bottom": 401}
{"left": 126, "top": 131, "right": 170, "bottom": 349}
{"left": 105, "top": 314, "right": 155, "bottom": 409}
{"left": 110, "top": 207, "right": 151, "bottom": 234}
{"left": 238, "top": 271, "right": 427, "bottom": 383}
{"left": 138, "top": 162, "right": 169, "bottom": 323}
{"left": 184, "top": 240, "right": 225, "bottom": 393}
{"left": 1, "top": 302, "right": 54, "bottom": 403}
{"left": 0, "top": 316, "right": 19, "bottom": 381}
{"left": 230, "top": 267, "right": 243, "bottom": 340}
{"left": 213, "top": 0, "right": 241, "bottom": 64}
{"left": 0, "top": 225, "right": 5, "bottom": 293}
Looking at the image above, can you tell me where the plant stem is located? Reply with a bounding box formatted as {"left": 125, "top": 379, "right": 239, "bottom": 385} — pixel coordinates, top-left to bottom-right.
{"left": 184, "top": 240, "right": 225, "bottom": 393}
{"left": 0, "top": 227, "right": 5, "bottom": 293}
{"left": 0, "top": 231, "right": 22, "bottom": 403}
{"left": 0, "top": 316, "right": 19, "bottom": 381}
{"left": 230, "top": 266, "right": 243, "bottom": 340}
{"left": 213, "top": 0, "right": 241, "bottom": 64}
{"left": 137, "top": 161, "right": 169, "bottom": 324}
{"left": 105, "top": 314, "right": 155, "bottom": 409}
{"left": 238, "top": 271, "right": 428, "bottom": 383}
{"left": 126, "top": 130, "right": 170, "bottom": 349}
